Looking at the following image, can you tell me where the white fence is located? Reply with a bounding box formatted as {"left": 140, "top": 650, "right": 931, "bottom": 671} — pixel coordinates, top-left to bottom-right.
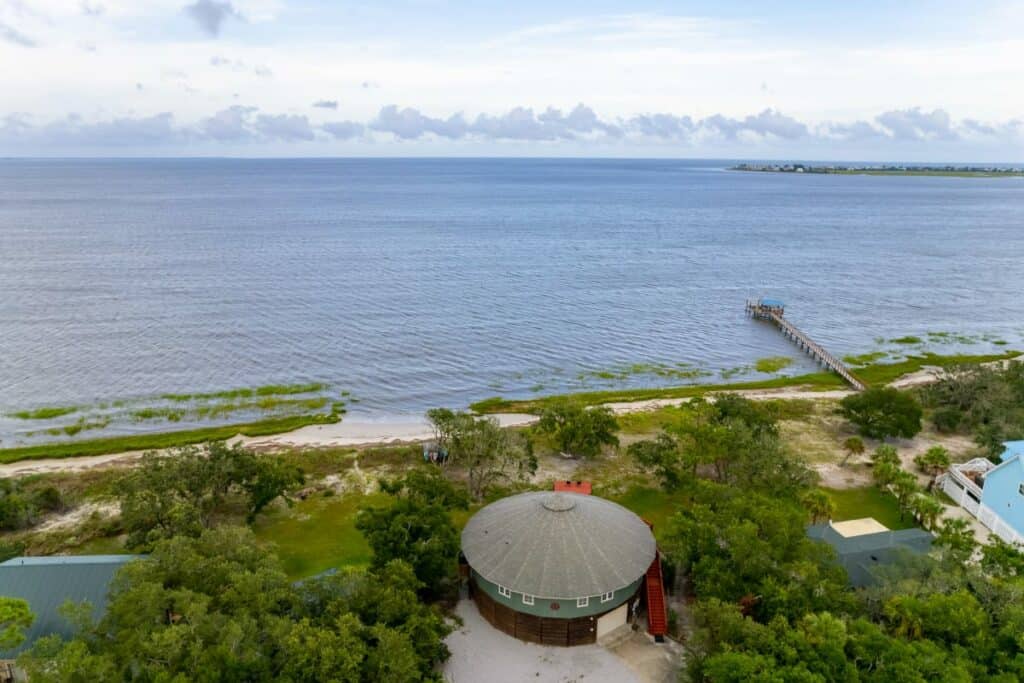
{"left": 941, "top": 462, "right": 1024, "bottom": 547}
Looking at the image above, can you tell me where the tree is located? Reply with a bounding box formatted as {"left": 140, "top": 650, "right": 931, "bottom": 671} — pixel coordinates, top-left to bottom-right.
{"left": 981, "top": 538, "right": 1024, "bottom": 577}
{"left": 914, "top": 446, "right": 951, "bottom": 478}
{"left": 242, "top": 456, "right": 304, "bottom": 520}
{"left": 357, "top": 469, "right": 468, "bottom": 596}
{"left": 933, "top": 517, "right": 977, "bottom": 560}
{"left": 536, "top": 400, "right": 619, "bottom": 458}
{"left": 425, "top": 410, "right": 535, "bottom": 499}
{"left": 841, "top": 436, "right": 865, "bottom": 466}
{"left": 17, "top": 527, "right": 453, "bottom": 682}
{"left": 645, "top": 396, "right": 814, "bottom": 495}
{"left": 907, "top": 493, "right": 943, "bottom": 531}
{"left": 800, "top": 489, "right": 835, "bottom": 524}
{"left": 0, "top": 597, "right": 33, "bottom": 651}
{"left": 118, "top": 442, "right": 304, "bottom": 548}
{"left": 627, "top": 434, "right": 683, "bottom": 491}
{"left": 839, "top": 387, "right": 923, "bottom": 440}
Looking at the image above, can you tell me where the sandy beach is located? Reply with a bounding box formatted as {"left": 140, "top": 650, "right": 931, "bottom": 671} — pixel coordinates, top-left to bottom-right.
{"left": 2, "top": 355, "right": 1017, "bottom": 478}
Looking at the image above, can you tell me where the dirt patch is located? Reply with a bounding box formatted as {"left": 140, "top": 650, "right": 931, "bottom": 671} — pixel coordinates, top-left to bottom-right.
{"left": 34, "top": 501, "right": 120, "bottom": 534}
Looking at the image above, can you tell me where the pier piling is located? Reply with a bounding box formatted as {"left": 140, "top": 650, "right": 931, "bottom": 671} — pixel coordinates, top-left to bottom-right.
{"left": 745, "top": 299, "right": 866, "bottom": 391}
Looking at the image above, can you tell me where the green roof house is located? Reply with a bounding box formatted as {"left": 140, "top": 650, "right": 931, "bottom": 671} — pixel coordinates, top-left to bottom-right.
{"left": 807, "top": 518, "right": 932, "bottom": 587}
{"left": 0, "top": 555, "right": 137, "bottom": 659}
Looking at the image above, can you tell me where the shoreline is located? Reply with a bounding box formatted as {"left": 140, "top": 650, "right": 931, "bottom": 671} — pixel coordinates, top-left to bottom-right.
{"left": 2, "top": 350, "right": 1015, "bottom": 473}
{"left": 0, "top": 350, "right": 1017, "bottom": 476}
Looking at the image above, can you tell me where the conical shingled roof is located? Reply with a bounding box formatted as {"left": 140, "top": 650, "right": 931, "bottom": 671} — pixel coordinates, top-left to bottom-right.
{"left": 461, "top": 491, "right": 657, "bottom": 599}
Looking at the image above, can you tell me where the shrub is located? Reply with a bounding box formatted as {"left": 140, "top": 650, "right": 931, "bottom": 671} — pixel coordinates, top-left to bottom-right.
{"left": 839, "top": 387, "right": 922, "bottom": 440}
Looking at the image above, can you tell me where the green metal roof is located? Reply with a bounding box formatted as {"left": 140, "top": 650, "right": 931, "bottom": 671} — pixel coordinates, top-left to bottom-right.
{"left": 807, "top": 524, "right": 933, "bottom": 587}
{"left": 0, "top": 555, "right": 138, "bottom": 657}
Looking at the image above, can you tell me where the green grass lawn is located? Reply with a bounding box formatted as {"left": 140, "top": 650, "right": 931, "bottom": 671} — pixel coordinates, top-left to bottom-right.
{"left": 824, "top": 486, "right": 916, "bottom": 530}
{"left": 71, "top": 535, "right": 131, "bottom": 556}
{"left": 252, "top": 491, "right": 387, "bottom": 579}
{"left": 611, "top": 485, "right": 684, "bottom": 541}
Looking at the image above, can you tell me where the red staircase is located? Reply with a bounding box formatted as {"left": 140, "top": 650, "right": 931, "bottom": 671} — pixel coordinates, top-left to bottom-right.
{"left": 645, "top": 550, "right": 668, "bottom": 641}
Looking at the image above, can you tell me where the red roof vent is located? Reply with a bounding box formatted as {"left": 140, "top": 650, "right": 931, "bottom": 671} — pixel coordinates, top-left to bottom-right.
{"left": 553, "top": 480, "right": 592, "bottom": 495}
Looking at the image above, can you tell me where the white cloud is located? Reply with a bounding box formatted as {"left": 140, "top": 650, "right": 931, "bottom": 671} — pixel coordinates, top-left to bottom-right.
{"left": 2, "top": 104, "right": 1021, "bottom": 159}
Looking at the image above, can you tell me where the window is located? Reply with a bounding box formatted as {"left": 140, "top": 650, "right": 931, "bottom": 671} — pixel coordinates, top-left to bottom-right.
{"left": 576, "top": 597, "right": 589, "bottom": 608}
{"left": 1019, "top": 483, "right": 1024, "bottom": 497}
{"left": 497, "top": 585, "right": 511, "bottom": 599}
{"left": 522, "top": 594, "right": 534, "bottom": 605}
{"left": 600, "top": 591, "right": 615, "bottom": 603}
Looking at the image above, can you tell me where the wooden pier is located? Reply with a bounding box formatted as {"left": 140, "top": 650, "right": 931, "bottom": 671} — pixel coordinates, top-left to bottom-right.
{"left": 745, "top": 299, "right": 866, "bottom": 391}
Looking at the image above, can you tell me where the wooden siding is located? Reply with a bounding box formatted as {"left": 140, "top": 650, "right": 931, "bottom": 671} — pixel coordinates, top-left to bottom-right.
{"left": 470, "top": 576, "right": 638, "bottom": 646}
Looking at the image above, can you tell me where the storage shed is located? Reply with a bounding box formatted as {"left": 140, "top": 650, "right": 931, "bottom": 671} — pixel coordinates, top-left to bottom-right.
{"left": 460, "top": 491, "right": 656, "bottom": 645}
{"left": 0, "top": 555, "right": 137, "bottom": 659}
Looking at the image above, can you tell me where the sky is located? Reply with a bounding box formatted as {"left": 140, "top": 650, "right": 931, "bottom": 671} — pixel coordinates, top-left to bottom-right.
{"left": 1, "top": 0, "right": 1023, "bottom": 160}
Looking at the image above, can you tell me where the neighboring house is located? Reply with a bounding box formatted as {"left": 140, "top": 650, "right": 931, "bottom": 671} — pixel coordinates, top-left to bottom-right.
{"left": 0, "top": 555, "right": 136, "bottom": 661}
{"left": 807, "top": 518, "right": 933, "bottom": 587}
{"left": 941, "top": 441, "right": 1024, "bottom": 546}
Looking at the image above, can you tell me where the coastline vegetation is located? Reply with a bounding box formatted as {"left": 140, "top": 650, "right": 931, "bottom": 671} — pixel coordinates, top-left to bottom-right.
{"left": 159, "top": 382, "right": 328, "bottom": 402}
{"left": 0, "top": 412, "right": 339, "bottom": 464}
{"left": 472, "top": 350, "right": 1019, "bottom": 414}
{"left": 753, "top": 355, "right": 793, "bottom": 373}
{"left": 10, "top": 406, "right": 78, "bottom": 420}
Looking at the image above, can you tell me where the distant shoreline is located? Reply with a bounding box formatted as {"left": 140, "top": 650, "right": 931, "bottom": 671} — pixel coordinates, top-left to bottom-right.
{"left": 731, "top": 163, "right": 1024, "bottom": 177}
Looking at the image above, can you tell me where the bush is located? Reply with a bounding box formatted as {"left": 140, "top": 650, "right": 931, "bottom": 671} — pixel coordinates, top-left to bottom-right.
{"left": 931, "top": 406, "right": 962, "bottom": 433}
{"left": 536, "top": 400, "right": 619, "bottom": 458}
{"left": 839, "top": 387, "right": 922, "bottom": 440}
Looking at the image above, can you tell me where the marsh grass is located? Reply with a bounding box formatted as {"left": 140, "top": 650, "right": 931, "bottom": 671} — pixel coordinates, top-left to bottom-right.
{"left": 843, "top": 351, "right": 888, "bottom": 366}
{"left": 577, "top": 362, "right": 712, "bottom": 383}
{"left": 161, "top": 382, "right": 328, "bottom": 402}
{"left": 472, "top": 371, "right": 843, "bottom": 413}
{"left": 754, "top": 356, "right": 794, "bottom": 373}
{"left": 471, "top": 350, "right": 1020, "bottom": 414}
{"left": 0, "top": 413, "right": 339, "bottom": 463}
{"left": 11, "top": 406, "right": 78, "bottom": 420}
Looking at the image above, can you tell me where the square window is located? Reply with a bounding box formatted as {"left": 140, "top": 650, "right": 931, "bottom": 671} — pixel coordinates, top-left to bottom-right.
{"left": 576, "top": 597, "right": 589, "bottom": 608}
{"left": 522, "top": 594, "right": 534, "bottom": 605}
{"left": 600, "top": 591, "right": 615, "bottom": 603}
{"left": 497, "top": 585, "right": 511, "bottom": 599}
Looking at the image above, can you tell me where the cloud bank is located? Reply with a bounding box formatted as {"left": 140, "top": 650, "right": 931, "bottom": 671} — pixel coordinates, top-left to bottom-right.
{"left": 1, "top": 104, "right": 1020, "bottom": 157}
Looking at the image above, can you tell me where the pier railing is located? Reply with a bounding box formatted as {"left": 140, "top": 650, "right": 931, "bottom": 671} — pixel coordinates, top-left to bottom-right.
{"left": 746, "top": 300, "right": 866, "bottom": 391}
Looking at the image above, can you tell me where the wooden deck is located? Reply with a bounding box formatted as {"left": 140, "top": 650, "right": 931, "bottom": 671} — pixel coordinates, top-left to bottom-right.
{"left": 746, "top": 300, "right": 866, "bottom": 391}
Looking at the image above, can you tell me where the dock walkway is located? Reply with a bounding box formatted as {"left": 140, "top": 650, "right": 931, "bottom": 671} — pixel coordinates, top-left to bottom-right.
{"left": 746, "top": 300, "right": 866, "bottom": 391}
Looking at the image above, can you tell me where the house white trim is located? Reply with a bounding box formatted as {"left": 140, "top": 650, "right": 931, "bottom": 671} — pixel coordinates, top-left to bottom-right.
{"left": 941, "top": 459, "right": 1024, "bottom": 547}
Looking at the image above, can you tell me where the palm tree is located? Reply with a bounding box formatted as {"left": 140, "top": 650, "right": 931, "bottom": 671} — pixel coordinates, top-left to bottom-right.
{"left": 801, "top": 489, "right": 835, "bottom": 524}
{"left": 841, "top": 436, "right": 865, "bottom": 466}
{"left": 910, "top": 493, "right": 943, "bottom": 531}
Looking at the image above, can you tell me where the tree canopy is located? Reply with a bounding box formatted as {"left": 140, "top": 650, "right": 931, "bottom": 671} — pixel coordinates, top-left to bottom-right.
{"left": 628, "top": 395, "right": 813, "bottom": 495}
{"left": 356, "top": 468, "right": 468, "bottom": 598}
{"left": 839, "top": 387, "right": 923, "bottom": 440}
{"left": 18, "top": 527, "right": 452, "bottom": 682}
{"left": 425, "top": 409, "right": 536, "bottom": 499}
{"left": 919, "top": 361, "right": 1024, "bottom": 456}
{"left": 117, "top": 442, "right": 303, "bottom": 549}
{"left": 0, "top": 596, "right": 33, "bottom": 651}
{"left": 535, "top": 400, "right": 619, "bottom": 458}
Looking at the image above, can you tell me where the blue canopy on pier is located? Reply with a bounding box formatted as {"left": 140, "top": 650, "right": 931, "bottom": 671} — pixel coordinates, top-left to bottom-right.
{"left": 759, "top": 298, "right": 785, "bottom": 308}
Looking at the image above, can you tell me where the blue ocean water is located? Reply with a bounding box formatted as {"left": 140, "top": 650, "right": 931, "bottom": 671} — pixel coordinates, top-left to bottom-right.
{"left": 0, "top": 158, "right": 1022, "bottom": 442}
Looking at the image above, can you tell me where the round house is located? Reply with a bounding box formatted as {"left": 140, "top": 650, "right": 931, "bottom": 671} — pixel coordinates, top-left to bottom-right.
{"left": 461, "top": 490, "right": 657, "bottom": 646}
